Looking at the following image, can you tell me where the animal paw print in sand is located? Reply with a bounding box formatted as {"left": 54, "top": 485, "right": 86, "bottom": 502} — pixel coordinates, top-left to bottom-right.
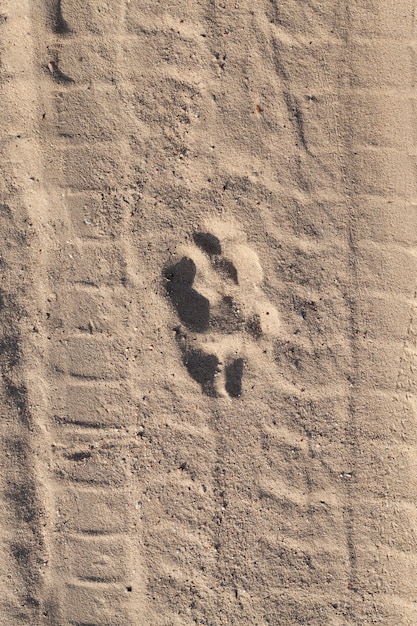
{"left": 164, "top": 222, "right": 280, "bottom": 398}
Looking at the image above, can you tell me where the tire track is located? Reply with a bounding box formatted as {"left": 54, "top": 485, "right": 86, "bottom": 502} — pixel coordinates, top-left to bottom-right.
{"left": 30, "top": 1, "right": 146, "bottom": 623}
{"left": 199, "top": 2, "right": 352, "bottom": 623}
{"left": 0, "top": 2, "right": 60, "bottom": 623}
{"left": 123, "top": 1, "right": 353, "bottom": 623}
{"left": 343, "top": 2, "right": 417, "bottom": 623}
{"left": 126, "top": 0, "right": 417, "bottom": 623}
{"left": 121, "top": 4, "right": 222, "bottom": 622}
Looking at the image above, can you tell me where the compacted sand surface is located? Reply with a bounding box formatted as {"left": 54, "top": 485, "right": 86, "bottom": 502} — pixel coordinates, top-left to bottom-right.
{"left": 1, "top": 1, "right": 417, "bottom": 624}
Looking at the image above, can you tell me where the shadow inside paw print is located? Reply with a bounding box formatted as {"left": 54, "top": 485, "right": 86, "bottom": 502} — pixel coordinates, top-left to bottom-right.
{"left": 164, "top": 257, "right": 210, "bottom": 333}
{"left": 225, "top": 358, "right": 244, "bottom": 398}
{"left": 173, "top": 323, "right": 244, "bottom": 398}
{"left": 181, "top": 346, "right": 220, "bottom": 398}
{"left": 164, "top": 226, "right": 278, "bottom": 398}
{"left": 192, "top": 232, "right": 221, "bottom": 256}
{"left": 194, "top": 232, "right": 238, "bottom": 284}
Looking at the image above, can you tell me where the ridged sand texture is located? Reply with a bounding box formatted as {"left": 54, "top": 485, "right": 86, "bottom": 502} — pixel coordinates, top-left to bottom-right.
{"left": 1, "top": 1, "right": 417, "bottom": 625}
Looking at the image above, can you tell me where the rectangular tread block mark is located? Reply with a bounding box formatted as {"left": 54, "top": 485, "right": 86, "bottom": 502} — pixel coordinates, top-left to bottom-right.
{"left": 53, "top": 89, "right": 122, "bottom": 141}
{"left": 342, "top": 93, "right": 413, "bottom": 150}
{"left": 60, "top": 0, "right": 120, "bottom": 34}
{"left": 355, "top": 242, "right": 417, "bottom": 296}
{"left": 353, "top": 543, "right": 417, "bottom": 597}
{"left": 58, "top": 41, "right": 118, "bottom": 84}
{"left": 55, "top": 489, "right": 129, "bottom": 534}
{"left": 353, "top": 392, "right": 417, "bottom": 444}
{"left": 355, "top": 340, "right": 405, "bottom": 392}
{"left": 267, "top": 1, "right": 344, "bottom": 38}
{"left": 353, "top": 293, "right": 413, "bottom": 342}
{"left": 348, "top": 150, "right": 417, "bottom": 198}
{"left": 352, "top": 597, "right": 417, "bottom": 626}
{"left": 55, "top": 383, "right": 135, "bottom": 428}
{"left": 299, "top": 395, "right": 351, "bottom": 434}
{"left": 270, "top": 41, "right": 344, "bottom": 93}
{"left": 290, "top": 96, "right": 341, "bottom": 153}
{"left": 56, "top": 144, "right": 122, "bottom": 191}
{"left": 353, "top": 440, "right": 417, "bottom": 500}
{"left": 354, "top": 197, "right": 417, "bottom": 246}
{"left": 62, "top": 583, "right": 128, "bottom": 626}
{"left": 262, "top": 590, "right": 345, "bottom": 625}
{"left": 51, "top": 337, "right": 128, "bottom": 380}
{"left": 125, "top": 1, "right": 202, "bottom": 31}
{"left": 273, "top": 336, "right": 350, "bottom": 389}
{"left": 121, "top": 35, "right": 204, "bottom": 79}
{"left": 61, "top": 289, "right": 128, "bottom": 334}
{"left": 285, "top": 198, "right": 349, "bottom": 243}
{"left": 141, "top": 483, "right": 214, "bottom": 531}
{"left": 54, "top": 446, "right": 127, "bottom": 486}
{"left": 61, "top": 536, "right": 127, "bottom": 582}
{"left": 64, "top": 241, "right": 127, "bottom": 287}
{"left": 0, "top": 84, "right": 30, "bottom": 137}
{"left": 352, "top": 499, "right": 417, "bottom": 554}
{"left": 348, "top": 0, "right": 414, "bottom": 38}
{"left": 66, "top": 192, "right": 120, "bottom": 239}
{"left": 350, "top": 42, "right": 414, "bottom": 89}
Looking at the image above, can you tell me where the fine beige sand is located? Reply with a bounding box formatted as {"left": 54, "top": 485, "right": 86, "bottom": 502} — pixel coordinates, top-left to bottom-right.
{"left": 1, "top": 1, "right": 417, "bottom": 625}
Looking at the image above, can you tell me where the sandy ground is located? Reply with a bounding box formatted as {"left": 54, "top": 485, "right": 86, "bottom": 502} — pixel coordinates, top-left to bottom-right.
{"left": 1, "top": 1, "right": 417, "bottom": 624}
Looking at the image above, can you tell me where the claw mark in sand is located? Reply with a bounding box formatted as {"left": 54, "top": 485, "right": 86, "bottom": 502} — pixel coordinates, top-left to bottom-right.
{"left": 164, "top": 220, "right": 280, "bottom": 398}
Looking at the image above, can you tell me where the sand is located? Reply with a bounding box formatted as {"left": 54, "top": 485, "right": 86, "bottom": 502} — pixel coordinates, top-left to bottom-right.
{"left": 1, "top": 1, "right": 417, "bottom": 624}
